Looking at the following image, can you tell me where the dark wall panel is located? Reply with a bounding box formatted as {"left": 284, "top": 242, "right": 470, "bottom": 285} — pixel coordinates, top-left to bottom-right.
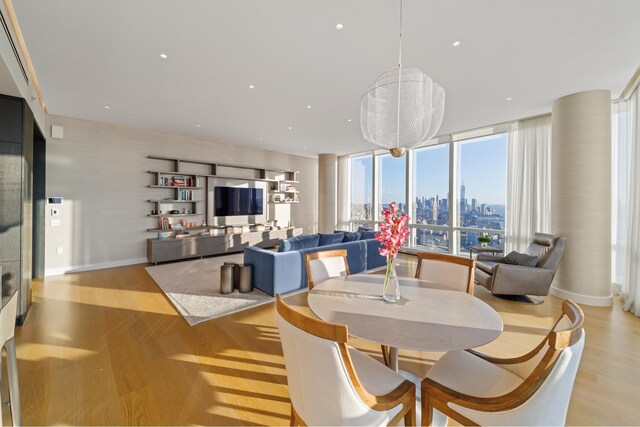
{"left": 0, "top": 142, "right": 22, "bottom": 261}
{"left": 0, "top": 95, "right": 23, "bottom": 144}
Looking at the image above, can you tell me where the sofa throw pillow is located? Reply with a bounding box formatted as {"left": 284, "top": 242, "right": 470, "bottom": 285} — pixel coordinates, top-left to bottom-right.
{"left": 278, "top": 234, "right": 321, "bottom": 252}
{"left": 357, "top": 226, "right": 373, "bottom": 232}
{"left": 502, "top": 251, "right": 539, "bottom": 267}
{"left": 319, "top": 233, "right": 344, "bottom": 246}
{"left": 360, "top": 230, "right": 377, "bottom": 240}
{"left": 342, "top": 231, "right": 361, "bottom": 242}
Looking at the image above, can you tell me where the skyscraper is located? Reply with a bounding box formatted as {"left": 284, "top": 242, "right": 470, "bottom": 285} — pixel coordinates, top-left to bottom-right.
{"left": 460, "top": 183, "right": 466, "bottom": 213}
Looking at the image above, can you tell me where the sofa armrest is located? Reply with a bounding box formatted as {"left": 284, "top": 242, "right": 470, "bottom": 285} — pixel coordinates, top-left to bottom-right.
{"left": 491, "top": 264, "right": 555, "bottom": 296}
{"left": 243, "top": 247, "right": 303, "bottom": 296}
{"left": 476, "top": 254, "right": 504, "bottom": 262}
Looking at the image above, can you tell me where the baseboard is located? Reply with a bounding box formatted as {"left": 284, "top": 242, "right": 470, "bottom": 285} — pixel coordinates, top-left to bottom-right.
{"left": 549, "top": 285, "right": 613, "bottom": 307}
{"left": 45, "top": 257, "right": 148, "bottom": 277}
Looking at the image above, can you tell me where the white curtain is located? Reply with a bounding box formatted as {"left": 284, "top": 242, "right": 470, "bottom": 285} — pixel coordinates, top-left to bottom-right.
{"left": 336, "top": 155, "right": 350, "bottom": 231}
{"left": 505, "top": 115, "right": 552, "bottom": 253}
{"left": 620, "top": 88, "right": 640, "bottom": 316}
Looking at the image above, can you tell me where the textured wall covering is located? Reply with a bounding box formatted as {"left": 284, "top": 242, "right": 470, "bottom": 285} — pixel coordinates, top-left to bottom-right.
{"left": 44, "top": 115, "right": 318, "bottom": 274}
{"left": 318, "top": 154, "right": 337, "bottom": 233}
{"left": 551, "top": 90, "right": 612, "bottom": 306}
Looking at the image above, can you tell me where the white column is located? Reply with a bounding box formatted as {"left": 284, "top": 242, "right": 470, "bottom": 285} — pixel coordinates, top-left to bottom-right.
{"left": 550, "top": 90, "right": 612, "bottom": 306}
{"left": 318, "top": 154, "right": 337, "bottom": 233}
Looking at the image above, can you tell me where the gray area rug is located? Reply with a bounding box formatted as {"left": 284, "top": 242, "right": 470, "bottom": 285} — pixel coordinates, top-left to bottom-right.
{"left": 145, "top": 254, "right": 274, "bottom": 325}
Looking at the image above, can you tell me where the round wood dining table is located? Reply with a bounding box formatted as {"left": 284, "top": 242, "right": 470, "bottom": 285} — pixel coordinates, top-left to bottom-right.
{"left": 307, "top": 273, "right": 503, "bottom": 373}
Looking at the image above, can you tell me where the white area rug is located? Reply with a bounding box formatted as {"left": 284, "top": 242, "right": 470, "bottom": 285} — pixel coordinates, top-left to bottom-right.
{"left": 145, "top": 254, "right": 274, "bottom": 326}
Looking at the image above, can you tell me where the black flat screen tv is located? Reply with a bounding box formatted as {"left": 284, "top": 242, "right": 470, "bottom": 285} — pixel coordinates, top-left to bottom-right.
{"left": 214, "top": 187, "right": 263, "bottom": 216}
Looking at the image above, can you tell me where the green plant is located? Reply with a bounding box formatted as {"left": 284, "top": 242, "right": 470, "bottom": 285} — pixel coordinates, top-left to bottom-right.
{"left": 477, "top": 235, "right": 491, "bottom": 244}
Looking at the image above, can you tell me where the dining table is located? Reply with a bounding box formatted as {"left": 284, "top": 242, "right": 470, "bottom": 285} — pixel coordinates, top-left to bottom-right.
{"left": 307, "top": 273, "right": 504, "bottom": 385}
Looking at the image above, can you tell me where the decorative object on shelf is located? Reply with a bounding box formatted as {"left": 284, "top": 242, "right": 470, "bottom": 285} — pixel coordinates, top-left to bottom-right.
{"left": 158, "top": 231, "right": 172, "bottom": 239}
{"left": 376, "top": 202, "right": 410, "bottom": 302}
{"left": 477, "top": 234, "right": 491, "bottom": 248}
{"left": 360, "top": 0, "right": 445, "bottom": 158}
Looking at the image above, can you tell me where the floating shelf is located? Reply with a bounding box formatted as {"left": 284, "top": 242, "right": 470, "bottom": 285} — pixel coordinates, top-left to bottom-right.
{"left": 148, "top": 185, "right": 203, "bottom": 189}
{"left": 147, "top": 170, "right": 199, "bottom": 176}
{"left": 270, "top": 190, "right": 299, "bottom": 194}
{"left": 147, "top": 226, "right": 208, "bottom": 232}
{"left": 283, "top": 180, "right": 300, "bottom": 184}
{"left": 147, "top": 213, "right": 202, "bottom": 217}
{"left": 147, "top": 199, "right": 201, "bottom": 203}
{"left": 270, "top": 201, "right": 300, "bottom": 204}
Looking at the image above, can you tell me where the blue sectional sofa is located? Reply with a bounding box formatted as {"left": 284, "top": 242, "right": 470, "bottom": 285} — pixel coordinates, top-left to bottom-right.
{"left": 243, "top": 232, "right": 386, "bottom": 296}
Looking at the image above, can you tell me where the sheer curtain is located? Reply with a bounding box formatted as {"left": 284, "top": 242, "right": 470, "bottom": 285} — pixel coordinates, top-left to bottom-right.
{"left": 505, "top": 114, "right": 552, "bottom": 253}
{"left": 336, "top": 155, "right": 350, "bottom": 231}
{"left": 619, "top": 88, "right": 640, "bottom": 315}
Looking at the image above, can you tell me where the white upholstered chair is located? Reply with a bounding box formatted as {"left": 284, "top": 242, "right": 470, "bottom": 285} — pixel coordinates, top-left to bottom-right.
{"left": 0, "top": 291, "right": 21, "bottom": 426}
{"left": 421, "top": 299, "right": 585, "bottom": 426}
{"left": 275, "top": 295, "right": 416, "bottom": 426}
{"left": 305, "top": 249, "right": 349, "bottom": 289}
{"left": 415, "top": 252, "right": 475, "bottom": 295}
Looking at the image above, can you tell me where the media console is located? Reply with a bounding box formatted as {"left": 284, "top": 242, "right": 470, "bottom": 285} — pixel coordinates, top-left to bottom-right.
{"left": 147, "top": 227, "right": 303, "bottom": 264}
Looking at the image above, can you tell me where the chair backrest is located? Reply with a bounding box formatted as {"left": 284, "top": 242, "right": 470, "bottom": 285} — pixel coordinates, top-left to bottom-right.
{"left": 415, "top": 252, "right": 475, "bottom": 294}
{"left": 0, "top": 291, "right": 18, "bottom": 346}
{"left": 457, "top": 300, "right": 585, "bottom": 426}
{"left": 524, "top": 233, "right": 566, "bottom": 271}
{"left": 275, "top": 295, "right": 391, "bottom": 426}
{"left": 305, "top": 249, "right": 349, "bottom": 289}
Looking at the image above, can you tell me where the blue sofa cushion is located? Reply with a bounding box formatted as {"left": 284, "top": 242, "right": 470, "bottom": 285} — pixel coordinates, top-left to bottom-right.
{"left": 278, "top": 234, "right": 320, "bottom": 252}
{"left": 357, "top": 226, "right": 373, "bottom": 232}
{"left": 342, "top": 231, "right": 361, "bottom": 242}
{"left": 319, "top": 232, "right": 344, "bottom": 246}
{"left": 360, "top": 230, "right": 377, "bottom": 240}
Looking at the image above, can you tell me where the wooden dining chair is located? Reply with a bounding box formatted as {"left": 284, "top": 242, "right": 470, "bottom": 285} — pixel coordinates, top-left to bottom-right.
{"left": 305, "top": 249, "right": 350, "bottom": 289}
{"left": 275, "top": 295, "right": 416, "bottom": 426}
{"left": 421, "top": 299, "right": 585, "bottom": 426}
{"left": 415, "top": 252, "right": 475, "bottom": 295}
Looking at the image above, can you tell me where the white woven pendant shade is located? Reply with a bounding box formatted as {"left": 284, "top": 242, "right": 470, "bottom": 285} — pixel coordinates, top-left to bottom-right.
{"left": 361, "top": 67, "right": 445, "bottom": 156}
{"left": 360, "top": 0, "right": 445, "bottom": 157}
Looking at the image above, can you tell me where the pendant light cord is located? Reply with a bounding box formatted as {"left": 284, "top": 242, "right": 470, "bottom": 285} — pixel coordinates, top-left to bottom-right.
{"left": 395, "top": 0, "right": 403, "bottom": 147}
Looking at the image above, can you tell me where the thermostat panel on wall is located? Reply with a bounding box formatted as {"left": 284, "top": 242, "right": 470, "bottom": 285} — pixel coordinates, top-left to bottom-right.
{"left": 48, "top": 197, "right": 63, "bottom": 205}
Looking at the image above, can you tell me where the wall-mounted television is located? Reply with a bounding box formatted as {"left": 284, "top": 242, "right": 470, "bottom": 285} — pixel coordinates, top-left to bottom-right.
{"left": 214, "top": 187, "right": 263, "bottom": 216}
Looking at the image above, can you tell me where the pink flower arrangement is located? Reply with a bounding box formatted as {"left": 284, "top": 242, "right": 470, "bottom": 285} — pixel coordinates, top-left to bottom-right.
{"left": 375, "top": 202, "right": 410, "bottom": 259}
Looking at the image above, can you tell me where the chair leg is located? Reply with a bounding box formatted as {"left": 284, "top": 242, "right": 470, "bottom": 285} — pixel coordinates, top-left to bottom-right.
{"left": 421, "top": 394, "right": 432, "bottom": 426}
{"left": 403, "top": 400, "right": 416, "bottom": 427}
{"left": 5, "top": 339, "right": 21, "bottom": 427}
{"left": 381, "top": 345, "right": 393, "bottom": 367}
{"left": 290, "top": 405, "right": 296, "bottom": 426}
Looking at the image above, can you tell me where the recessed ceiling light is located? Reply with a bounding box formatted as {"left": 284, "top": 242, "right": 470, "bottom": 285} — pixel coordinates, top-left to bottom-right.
{"left": 288, "top": 126, "right": 293, "bottom": 130}
{"left": 160, "top": 53, "right": 168, "bottom": 59}
{"left": 249, "top": 85, "right": 255, "bottom": 89}
{"left": 306, "top": 105, "right": 312, "bottom": 109}
{"left": 259, "top": 137, "right": 263, "bottom": 140}
{"left": 452, "top": 41, "right": 461, "bottom": 47}
{"left": 336, "top": 23, "right": 344, "bottom": 30}
{"left": 506, "top": 97, "right": 513, "bottom": 101}
{"left": 303, "top": 146, "right": 308, "bottom": 149}
{"left": 104, "top": 105, "right": 110, "bottom": 109}
{"left": 348, "top": 118, "right": 352, "bottom": 122}
{"left": 196, "top": 124, "right": 201, "bottom": 127}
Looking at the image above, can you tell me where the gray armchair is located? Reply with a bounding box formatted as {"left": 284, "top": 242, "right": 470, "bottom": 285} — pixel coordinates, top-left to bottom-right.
{"left": 474, "top": 233, "right": 566, "bottom": 303}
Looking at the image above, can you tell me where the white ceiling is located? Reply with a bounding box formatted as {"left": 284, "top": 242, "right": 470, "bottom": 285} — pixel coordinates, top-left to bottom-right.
{"left": 12, "top": 0, "right": 640, "bottom": 157}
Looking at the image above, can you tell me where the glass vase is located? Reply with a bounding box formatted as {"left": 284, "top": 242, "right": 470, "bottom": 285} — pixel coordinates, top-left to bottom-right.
{"left": 383, "top": 256, "right": 401, "bottom": 303}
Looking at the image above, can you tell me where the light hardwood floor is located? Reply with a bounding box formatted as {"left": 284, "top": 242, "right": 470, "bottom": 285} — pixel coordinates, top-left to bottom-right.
{"left": 10, "top": 254, "right": 640, "bottom": 425}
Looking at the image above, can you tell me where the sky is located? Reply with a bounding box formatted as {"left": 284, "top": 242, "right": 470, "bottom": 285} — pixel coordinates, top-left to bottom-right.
{"left": 351, "top": 133, "right": 507, "bottom": 206}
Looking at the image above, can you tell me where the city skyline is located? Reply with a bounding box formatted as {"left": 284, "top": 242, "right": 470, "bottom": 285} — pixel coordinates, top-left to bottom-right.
{"left": 350, "top": 133, "right": 508, "bottom": 208}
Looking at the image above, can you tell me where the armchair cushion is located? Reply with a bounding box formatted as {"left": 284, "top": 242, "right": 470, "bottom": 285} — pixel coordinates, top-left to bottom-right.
{"left": 360, "top": 230, "right": 377, "bottom": 240}
{"left": 426, "top": 350, "right": 521, "bottom": 398}
{"left": 476, "top": 261, "right": 498, "bottom": 275}
{"left": 503, "top": 251, "right": 539, "bottom": 267}
{"left": 491, "top": 264, "right": 555, "bottom": 296}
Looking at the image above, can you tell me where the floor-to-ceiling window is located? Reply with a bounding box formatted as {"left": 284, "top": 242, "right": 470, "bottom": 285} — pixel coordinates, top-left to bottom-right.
{"left": 411, "top": 144, "right": 450, "bottom": 252}
{"left": 349, "top": 154, "right": 373, "bottom": 228}
{"left": 455, "top": 133, "right": 507, "bottom": 254}
{"left": 376, "top": 153, "right": 406, "bottom": 215}
{"left": 347, "top": 127, "right": 508, "bottom": 255}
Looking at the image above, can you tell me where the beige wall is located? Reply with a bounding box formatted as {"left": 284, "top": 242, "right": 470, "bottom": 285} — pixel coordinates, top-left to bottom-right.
{"left": 44, "top": 115, "right": 318, "bottom": 274}
{"left": 550, "top": 90, "right": 612, "bottom": 306}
